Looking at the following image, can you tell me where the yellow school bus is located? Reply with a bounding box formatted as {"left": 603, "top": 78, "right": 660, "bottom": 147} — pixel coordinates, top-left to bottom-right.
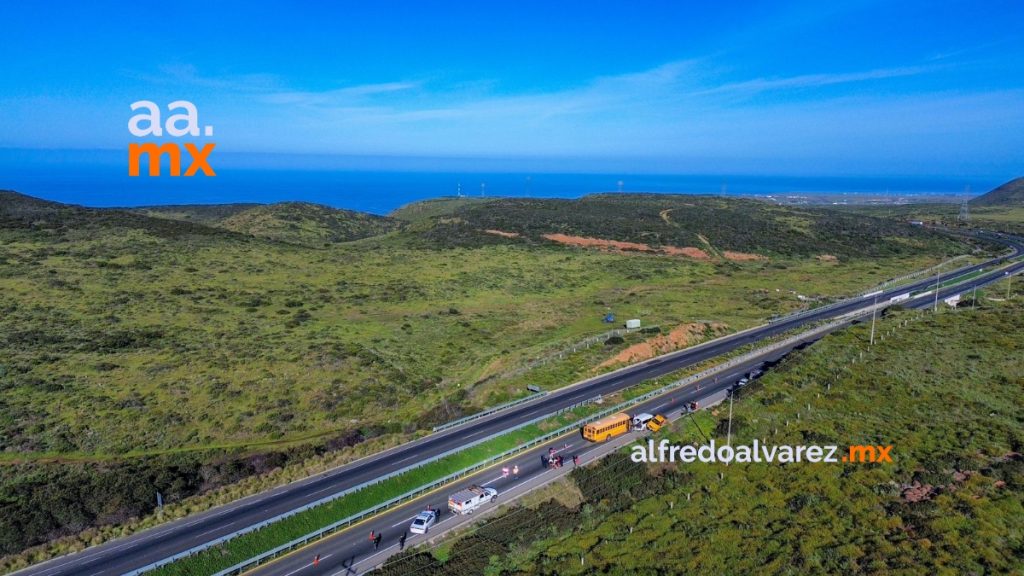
{"left": 582, "top": 412, "right": 631, "bottom": 442}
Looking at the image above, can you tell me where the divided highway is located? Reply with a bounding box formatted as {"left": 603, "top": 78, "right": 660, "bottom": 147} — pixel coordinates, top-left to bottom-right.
{"left": 16, "top": 233, "right": 1024, "bottom": 576}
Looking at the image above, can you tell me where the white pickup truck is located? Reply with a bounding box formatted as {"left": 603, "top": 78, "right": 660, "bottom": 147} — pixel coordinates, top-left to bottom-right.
{"left": 448, "top": 485, "right": 497, "bottom": 515}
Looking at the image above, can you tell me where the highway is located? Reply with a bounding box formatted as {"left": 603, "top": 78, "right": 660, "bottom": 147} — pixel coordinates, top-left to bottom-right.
{"left": 245, "top": 342, "right": 802, "bottom": 576}
{"left": 15, "top": 232, "right": 1023, "bottom": 576}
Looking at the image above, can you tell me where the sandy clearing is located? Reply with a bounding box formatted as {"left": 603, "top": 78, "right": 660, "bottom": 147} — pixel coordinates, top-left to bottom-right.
{"left": 484, "top": 229, "right": 520, "bottom": 238}
{"left": 723, "top": 250, "right": 766, "bottom": 262}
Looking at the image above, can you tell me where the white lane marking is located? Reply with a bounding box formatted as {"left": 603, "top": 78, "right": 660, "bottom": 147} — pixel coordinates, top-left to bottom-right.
{"left": 329, "top": 541, "right": 404, "bottom": 576}
{"left": 391, "top": 514, "right": 418, "bottom": 528}
{"left": 281, "top": 553, "right": 332, "bottom": 576}
{"left": 195, "top": 520, "right": 237, "bottom": 539}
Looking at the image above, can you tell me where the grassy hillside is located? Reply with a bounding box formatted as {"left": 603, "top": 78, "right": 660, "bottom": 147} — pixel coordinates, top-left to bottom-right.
{"left": 133, "top": 203, "right": 259, "bottom": 225}
{"left": 135, "top": 201, "right": 404, "bottom": 246}
{"left": 380, "top": 292, "right": 1024, "bottom": 575}
{"left": 390, "top": 196, "right": 496, "bottom": 223}
{"left": 0, "top": 191, "right": 237, "bottom": 240}
{"left": 0, "top": 191, "right": 990, "bottom": 562}
{"left": 410, "top": 194, "right": 968, "bottom": 260}
{"left": 971, "top": 176, "right": 1024, "bottom": 207}
{"left": 838, "top": 202, "right": 1024, "bottom": 236}
{"left": 216, "top": 202, "right": 403, "bottom": 246}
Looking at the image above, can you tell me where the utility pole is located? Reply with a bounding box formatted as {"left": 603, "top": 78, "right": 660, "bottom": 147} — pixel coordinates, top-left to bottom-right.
{"left": 726, "top": 389, "right": 734, "bottom": 449}
{"left": 933, "top": 265, "right": 941, "bottom": 312}
{"left": 869, "top": 293, "right": 879, "bottom": 345}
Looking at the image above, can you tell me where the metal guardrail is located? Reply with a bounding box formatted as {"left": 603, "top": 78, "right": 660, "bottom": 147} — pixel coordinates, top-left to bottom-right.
{"left": 497, "top": 325, "right": 660, "bottom": 382}
{"left": 431, "top": 391, "right": 547, "bottom": 432}
{"left": 122, "top": 400, "right": 573, "bottom": 575}
{"left": 871, "top": 255, "right": 968, "bottom": 291}
{"left": 768, "top": 253, "right": 984, "bottom": 326}
{"left": 159, "top": 317, "right": 853, "bottom": 576}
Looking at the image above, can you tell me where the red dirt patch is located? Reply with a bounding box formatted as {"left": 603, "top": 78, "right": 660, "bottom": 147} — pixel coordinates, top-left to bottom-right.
{"left": 599, "top": 322, "right": 728, "bottom": 368}
{"left": 543, "top": 234, "right": 709, "bottom": 259}
{"left": 662, "top": 246, "right": 710, "bottom": 259}
{"left": 723, "top": 250, "right": 766, "bottom": 262}
{"left": 484, "top": 229, "right": 520, "bottom": 238}
{"left": 543, "top": 233, "right": 652, "bottom": 252}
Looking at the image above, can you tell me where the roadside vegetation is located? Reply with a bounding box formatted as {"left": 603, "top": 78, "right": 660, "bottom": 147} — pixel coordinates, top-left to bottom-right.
{"left": 0, "top": 189, "right": 995, "bottom": 566}
{"left": 380, "top": 287, "right": 1024, "bottom": 575}
{"left": 840, "top": 202, "right": 1024, "bottom": 237}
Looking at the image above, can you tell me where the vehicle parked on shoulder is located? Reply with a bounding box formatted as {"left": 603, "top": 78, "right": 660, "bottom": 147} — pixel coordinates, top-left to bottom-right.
{"left": 410, "top": 508, "right": 439, "bottom": 534}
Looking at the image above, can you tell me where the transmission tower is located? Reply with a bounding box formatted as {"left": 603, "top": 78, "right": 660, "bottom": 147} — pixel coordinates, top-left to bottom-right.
{"left": 958, "top": 185, "right": 970, "bottom": 224}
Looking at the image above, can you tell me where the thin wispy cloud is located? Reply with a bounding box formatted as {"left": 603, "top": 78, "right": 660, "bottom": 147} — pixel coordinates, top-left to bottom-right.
{"left": 262, "top": 82, "right": 421, "bottom": 106}
{"left": 125, "top": 63, "right": 283, "bottom": 93}
{"left": 690, "top": 65, "right": 938, "bottom": 97}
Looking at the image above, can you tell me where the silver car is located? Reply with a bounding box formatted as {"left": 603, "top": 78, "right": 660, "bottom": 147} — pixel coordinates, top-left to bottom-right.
{"left": 410, "top": 509, "right": 439, "bottom": 534}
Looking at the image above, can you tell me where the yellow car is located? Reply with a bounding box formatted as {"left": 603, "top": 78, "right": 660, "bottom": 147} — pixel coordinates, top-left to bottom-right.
{"left": 647, "top": 414, "right": 667, "bottom": 432}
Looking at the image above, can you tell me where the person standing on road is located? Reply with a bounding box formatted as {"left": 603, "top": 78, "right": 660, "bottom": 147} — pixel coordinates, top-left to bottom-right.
{"left": 573, "top": 454, "right": 579, "bottom": 467}
{"left": 369, "top": 530, "right": 375, "bottom": 542}
{"left": 400, "top": 531, "right": 407, "bottom": 551}
{"left": 374, "top": 532, "right": 382, "bottom": 550}
{"left": 512, "top": 464, "right": 519, "bottom": 479}
{"left": 541, "top": 454, "right": 548, "bottom": 468}
{"left": 502, "top": 465, "right": 509, "bottom": 478}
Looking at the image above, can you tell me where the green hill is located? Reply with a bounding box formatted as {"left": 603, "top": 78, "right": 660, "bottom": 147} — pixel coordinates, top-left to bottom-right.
{"left": 412, "top": 194, "right": 968, "bottom": 259}
{"left": 389, "top": 196, "right": 496, "bottom": 223}
{"left": 970, "top": 176, "right": 1024, "bottom": 207}
{"left": 216, "top": 202, "right": 403, "bottom": 246}
{"left": 0, "top": 190, "right": 233, "bottom": 240}
{"left": 133, "top": 203, "right": 259, "bottom": 226}
{"left": 135, "top": 201, "right": 404, "bottom": 246}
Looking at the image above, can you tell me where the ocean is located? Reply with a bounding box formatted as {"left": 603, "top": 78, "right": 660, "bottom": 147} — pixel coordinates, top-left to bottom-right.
{"left": 0, "top": 149, "right": 996, "bottom": 215}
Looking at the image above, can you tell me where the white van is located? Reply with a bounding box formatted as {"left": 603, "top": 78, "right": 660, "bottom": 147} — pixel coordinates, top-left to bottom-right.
{"left": 632, "top": 413, "right": 654, "bottom": 431}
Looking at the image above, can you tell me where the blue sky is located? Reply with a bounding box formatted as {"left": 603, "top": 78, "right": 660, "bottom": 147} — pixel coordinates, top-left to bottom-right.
{"left": 1, "top": 0, "right": 1022, "bottom": 177}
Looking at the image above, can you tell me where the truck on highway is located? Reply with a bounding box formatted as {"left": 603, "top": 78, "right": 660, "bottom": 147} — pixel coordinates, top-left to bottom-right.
{"left": 448, "top": 485, "right": 497, "bottom": 515}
